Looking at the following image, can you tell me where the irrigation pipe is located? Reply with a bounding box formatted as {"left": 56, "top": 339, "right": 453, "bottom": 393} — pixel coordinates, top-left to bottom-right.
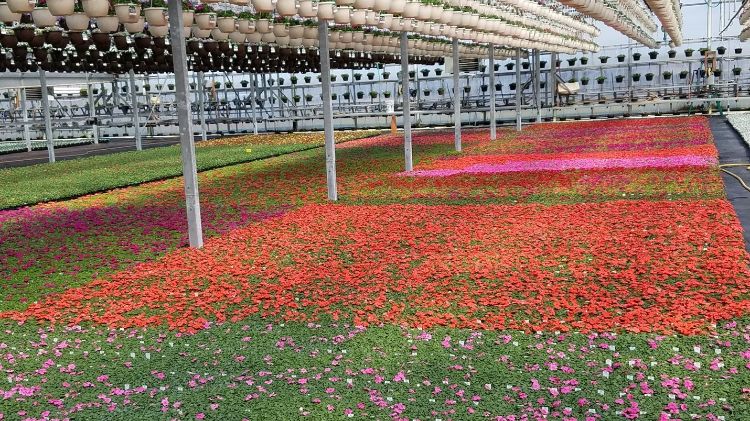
{"left": 719, "top": 163, "right": 750, "bottom": 192}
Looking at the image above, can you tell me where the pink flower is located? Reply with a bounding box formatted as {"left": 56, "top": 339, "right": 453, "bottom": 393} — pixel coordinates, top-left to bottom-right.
{"left": 195, "top": 413, "right": 205, "bottom": 420}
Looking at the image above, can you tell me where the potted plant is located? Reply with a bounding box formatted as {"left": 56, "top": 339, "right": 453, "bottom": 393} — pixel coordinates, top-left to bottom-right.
{"left": 331, "top": 93, "right": 337, "bottom": 100}
{"left": 290, "top": 75, "right": 298, "bottom": 85}
{"left": 305, "top": 93, "right": 313, "bottom": 102}
{"left": 615, "top": 75, "right": 624, "bottom": 83}
{"left": 632, "top": 52, "right": 641, "bottom": 61}
{"left": 367, "top": 72, "right": 375, "bottom": 80}
{"left": 480, "top": 84, "right": 488, "bottom": 92}
{"left": 685, "top": 48, "right": 694, "bottom": 57}
{"left": 580, "top": 57, "right": 588, "bottom": 65}
{"left": 668, "top": 50, "right": 676, "bottom": 58}
{"left": 714, "top": 69, "right": 722, "bottom": 77}
{"left": 568, "top": 77, "right": 578, "bottom": 83}
{"left": 494, "top": 83, "right": 502, "bottom": 91}
{"left": 343, "top": 92, "right": 351, "bottom": 100}
{"left": 341, "top": 74, "right": 349, "bottom": 81}
{"left": 144, "top": 0, "right": 168, "bottom": 27}
{"left": 505, "top": 62, "right": 514, "bottom": 70}
{"left": 735, "top": 48, "right": 743, "bottom": 54}
{"left": 509, "top": 82, "right": 517, "bottom": 90}
{"left": 278, "top": 78, "right": 284, "bottom": 86}
{"left": 632, "top": 73, "right": 641, "bottom": 82}
{"left": 435, "top": 69, "right": 443, "bottom": 76}
{"left": 168, "top": 83, "right": 175, "bottom": 90}
{"left": 304, "top": 75, "right": 311, "bottom": 83}
{"left": 493, "top": 64, "right": 500, "bottom": 71}
{"left": 423, "top": 89, "right": 431, "bottom": 96}
{"left": 383, "top": 91, "right": 391, "bottom": 98}
{"left": 540, "top": 61, "right": 547, "bottom": 68}
{"left": 479, "top": 65, "right": 487, "bottom": 73}
{"left": 292, "top": 95, "right": 301, "bottom": 103}
{"left": 155, "top": 84, "right": 163, "bottom": 91}
{"left": 567, "top": 57, "right": 576, "bottom": 66}
{"left": 437, "top": 87, "right": 445, "bottom": 95}
{"left": 408, "top": 70, "right": 415, "bottom": 79}
{"left": 463, "top": 86, "right": 471, "bottom": 94}
{"left": 733, "top": 67, "right": 742, "bottom": 76}
{"left": 369, "top": 91, "right": 378, "bottom": 100}
{"left": 580, "top": 77, "right": 589, "bottom": 86}
{"left": 679, "top": 70, "right": 689, "bottom": 79}
{"left": 596, "top": 76, "right": 606, "bottom": 85}
{"left": 662, "top": 71, "right": 672, "bottom": 80}
{"left": 189, "top": 82, "right": 195, "bottom": 89}
{"left": 144, "top": 83, "right": 151, "bottom": 91}
{"left": 353, "top": 73, "right": 362, "bottom": 81}
{"left": 699, "top": 48, "right": 708, "bottom": 56}
{"left": 648, "top": 50, "right": 658, "bottom": 59}
{"left": 214, "top": 81, "right": 221, "bottom": 89}
{"left": 330, "top": 74, "right": 337, "bottom": 82}
{"left": 645, "top": 72, "right": 654, "bottom": 81}
{"left": 92, "top": 87, "right": 99, "bottom": 94}
{"left": 600, "top": 56, "right": 610, "bottom": 64}
{"left": 79, "top": 87, "right": 88, "bottom": 96}
{"left": 356, "top": 91, "right": 364, "bottom": 99}
{"left": 382, "top": 71, "right": 390, "bottom": 79}
{"left": 421, "top": 69, "right": 430, "bottom": 77}
{"left": 225, "top": 81, "right": 233, "bottom": 88}
{"left": 240, "top": 80, "right": 249, "bottom": 87}
{"left": 717, "top": 46, "right": 727, "bottom": 55}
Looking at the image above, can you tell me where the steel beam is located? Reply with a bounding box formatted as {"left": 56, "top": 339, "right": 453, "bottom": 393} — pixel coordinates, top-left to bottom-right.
{"left": 39, "top": 69, "right": 55, "bottom": 163}
{"left": 401, "top": 31, "right": 413, "bottom": 171}
{"left": 87, "top": 77, "right": 99, "bottom": 144}
{"left": 319, "top": 21, "right": 337, "bottom": 201}
{"left": 168, "top": 0, "right": 204, "bottom": 248}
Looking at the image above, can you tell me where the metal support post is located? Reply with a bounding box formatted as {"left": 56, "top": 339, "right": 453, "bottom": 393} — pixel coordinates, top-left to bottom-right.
{"left": 489, "top": 44, "right": 496, "bottom": 140}
{"left": 198, "top": 71, "right": 207, "bottom": 141}
{"left": 168, "top": 0, "right": 203, "bottom": 248}
{"left": 452, "top": 37, "right": 461, "bottom": 152}
{"left": 129, "top": 70, "right": 142, "bottom": 150}
{"left": 400, "top": 31, "right": 413, "bottom": 171}
{"left": 534, "top": 49, "right": 541, "bottom": 123}
{"left": 515, "top": 48, "right": 522, "bottom": 131}
{"left": 550, "top": 52, "right": 557, "bottom": 108}
{"left": 250, "top": 73, "right": 258, "bottom": 135}
{"left": 20, "top": 87, "right": 30, "bottom": 151}
{"left": 87, "top": 77, "right": 99, "bottom": 144}
{"left": 39, "top": 69, "right": 55, "bottom": 163}
{"left": 319, "top": 21, "right": 337, "bottom": 201}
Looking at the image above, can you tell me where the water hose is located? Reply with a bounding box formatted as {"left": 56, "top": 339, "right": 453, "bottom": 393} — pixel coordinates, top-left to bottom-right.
{"left": 719, "top": 163, "right": 750, "bottom": 192}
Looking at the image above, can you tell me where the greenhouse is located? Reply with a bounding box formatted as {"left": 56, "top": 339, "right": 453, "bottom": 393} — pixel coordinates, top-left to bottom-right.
{"left": 2, "top": 0, "right": 750, "bottom": 419}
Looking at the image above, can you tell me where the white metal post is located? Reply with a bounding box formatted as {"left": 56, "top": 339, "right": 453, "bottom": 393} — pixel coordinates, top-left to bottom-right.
{"left": 488, "top": 45, "right": 496, "bottom": 140}
{"left": 534, "top": 49, "right": 541, "bottom": 123}
{"left": 401, "top": 31, "right": 413, "bottom": 171}
{"left": 707, "top": 0, "right": 714, "bottom": 87}
{"left": 250, "top": 73, "right": 258, "bottom": 135}
{"left": 168, "top": 0, "right": 203, "bottom": 248}
{"left": 319, "top": 21, "right": 337, "bottom": 201}
{"left": 39, "top": 69, "right": 55, "bottom": 163}
{"left": 198, "top": 71, "right": 207, "bottom": 141}
{"left": 20, "top": 87, "right": 31, "bottom": 151}
{"left": 129, "top": 70, "right": 142, "bottom": 150}
{"left": 515, "top": 48, "right": 522, "bottom": 132}
{"left": 452, "top": 38, "right": 461, "bottom": 152}
{"left": 87, "top": 77, "right": 99, "bottom": 145}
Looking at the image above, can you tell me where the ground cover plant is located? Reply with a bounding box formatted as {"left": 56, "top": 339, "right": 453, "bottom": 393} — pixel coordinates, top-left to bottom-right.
{"left": 0, "top": 130, "right": 379, "bottom": 209}
{"left": 1, "top": 116, "right": 749, "bottom": 420}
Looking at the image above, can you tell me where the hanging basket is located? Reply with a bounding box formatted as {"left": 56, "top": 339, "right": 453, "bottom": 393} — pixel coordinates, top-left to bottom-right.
{"left": 144, "top": 7, "right": 167, "bottom": 27}
{"left": 65, "top": 12, "right": 91, "bottom": 31}
{"left": 94, "top": 15, "right": 119, "bottom": 33}
{"left": 115, "top": 4, "right": 140, "bottom": 24}
{"left": 7, "top": 0, "right": 34, "bottom": 14}
{"left": 0, "top": 3, "right": 21, "bottom": 23}
{"left": 32, "top": 7, "right": 58, "bottom": 27}
{"left": 82, "top": 0, "right": 109, "bottom": 17}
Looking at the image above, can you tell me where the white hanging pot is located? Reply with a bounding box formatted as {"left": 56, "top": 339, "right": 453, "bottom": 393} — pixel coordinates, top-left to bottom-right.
{"left": 372, "top": 0, "right": 388, "bottom": 12}
{"left": 288, "top": 24, "right": 303, "bottom": 38}
{"left": 31, "top": 7, "right": 57, "bottom": 27}
{"left": 317, "top": 1, "right": 334, "bottom": 20}
{"left": 365, "top": 10, "right": 378, "bottom": 25}
{"left": 7, "top": 0, "right": 33, "bottom": 13}
{"left": 148, "top": 24, "right": 169, "bottom": 37}
{"left": 114, "top": 4, "right": 140, "bottom": 24}
{"left": 387, "top": 0, "right": 404, "bottom": 15}
{"left": 229, "top": 0, "right": 248, "bottom": 4}
{"left": 276, "top": 0, "right": 297, "bottom": 16}
{"left": 124, "top": 16, "right": 145, "bottom": 33}
{"left": 333, "top": 5, "right": 350, "bottom": 24}
{"left": 353, "top": 0, "right": 373, "bottom": 8}
{"left": 251, "top": 0, "right": 273, "bottom": 13}
{"left": 229, "top": 30, "right": 246, "bottom": 43}
{"left": 192, "top": 25, "right": 211, "bottom": 38}
{"left": 335, "top": 0, "right": 354, "bottom": 5}
{"left": 290, "top": 37, "right": 302, "bottom": 46}
{"left": 217, "top": 16, "right": 235, "bottom": 33}
{"left": 82, "top": 0, "right": 108, "bottom": 17}
{"left": 236, "top": 18, "right": 250, "bottom": 33}
{"left": 260, "top": 31, "right": 275, "bottom": 43}
{"left": 182, "top": 10, "right": 194, "bottom": 28}
{"left": 302, "top": 37, "right": 314, "bottom": 47}
{"left": 402, "top": 1, "right": 419, "bottom": 18}
{"left": 272, "top": 23, "right": 289, "bottom": 37}
{"left": 303, "top": 25, "right": 316, "bottom": 39}
{"left": 47, "top": 0, "right": 74, "bottom": 16}
{"left": 276, "top": 35, "right": 290, "bottom": 46}
{"left": 65, "top": 12, "right": 90, "bottom": 31}
{"left": 0, "top": 3, "right": 21, "bottom": 22}
{"left": 298, "top": 0, "right": 316, "bottom": 18}
{"left": 339, "top": 31, "right": 352, "bottom": 43}
{"left": 255, "top": 18, "right": 271, "bottom": 33}
{"left": 144, "top": 7, "right": 167, "bottom": 27}
{"left": 352, "top": 30, "right": 363, "bottom": 42}
{"left": 195, "top": 12, "right": 217, "bottom": 30}
{"left": 211, "top": 27, "right": 229, "bottom": 40}
{"left": 350, "top": 8, "right": 365, "bottom": 25}
{"left": 247, "top": 31, "right": 262, "bottom": 43}
{"left": 94, "top": 15, "right": 119, "bottom": 33}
